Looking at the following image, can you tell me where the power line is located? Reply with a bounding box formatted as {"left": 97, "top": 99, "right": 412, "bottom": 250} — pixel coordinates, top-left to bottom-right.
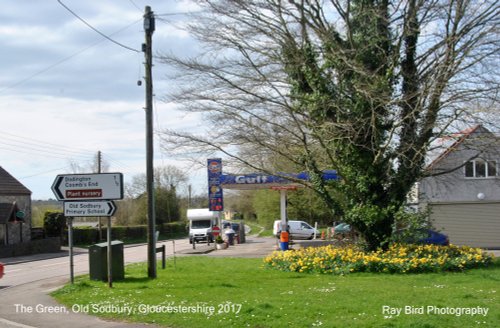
{"left": 0, "top": 40, "right": 102, "bottom": 94}
{"left": 102, "top": 154, "right": 136, "bottom": 172}
{"left": 0, "top": 145, "right": 93, "bottom": 162}
{"left": 0, "top": 19, "right": 141, "bottom": 94}
{"left": 0, "top": 142, "right": 90, "bottom": 161}
{"left": 20, "top": 167, "right": 69, "bottom": 179}
{"left": 57, "top": 0, "right": 141, "bottom": 53}
{"left": 154, "top": 11, "right": 203, "bottom": 17}
{"left": 128, "top": 0, "right": 143, "bottom": 12}
{"left": 0, "top": 131, "right": 95, "bottom": 156}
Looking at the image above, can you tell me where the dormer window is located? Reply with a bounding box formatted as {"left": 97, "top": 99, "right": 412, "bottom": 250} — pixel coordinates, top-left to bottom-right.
{"left": 465, "top": 159, "right": 497, "bottom": 178}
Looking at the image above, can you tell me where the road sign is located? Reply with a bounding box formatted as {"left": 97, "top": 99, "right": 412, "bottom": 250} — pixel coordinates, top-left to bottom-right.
{"left": 52, "top": 173, "right": 123, "bottom": 201}
{"left": 64, "top": 201, "right": 117, "bottom": 217}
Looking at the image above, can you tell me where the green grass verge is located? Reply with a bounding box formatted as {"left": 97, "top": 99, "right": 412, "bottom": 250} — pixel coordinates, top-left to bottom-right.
{"left": 244, "top": 221, "right": 274, "bottom": 238}
{"left": 52, "top": 257, "right": 500, "bottom": 328}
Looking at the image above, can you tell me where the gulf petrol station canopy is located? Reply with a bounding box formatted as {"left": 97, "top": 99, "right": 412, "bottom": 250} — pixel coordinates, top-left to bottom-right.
{"left": 219, "top": 170, "right": 339, "bottom": 190}
{"left": 207, "top": 158, "right": 339, "bottom": 226}
{"left": 207, "top": 158, "right": 339, "bottom": 212}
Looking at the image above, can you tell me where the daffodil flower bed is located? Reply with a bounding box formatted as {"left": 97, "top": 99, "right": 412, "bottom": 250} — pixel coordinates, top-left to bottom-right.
{"left": 263, "top": 244, "right": 493, "bottom": 274}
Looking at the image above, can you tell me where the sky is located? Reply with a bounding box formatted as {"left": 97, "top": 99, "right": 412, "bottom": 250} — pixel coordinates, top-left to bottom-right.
{"left": 0, "top": 0, "right": 209, "bottom": 200}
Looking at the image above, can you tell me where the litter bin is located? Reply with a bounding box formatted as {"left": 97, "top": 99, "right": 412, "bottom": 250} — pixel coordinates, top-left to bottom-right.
{"left": 89, "top": 240, "right": 124, "bottom": 281}
{"left": 279, "top": 231, "right": 289, "bottom": 250}
{"left": 225, "top": 228, "right": 235, "bottom": 246}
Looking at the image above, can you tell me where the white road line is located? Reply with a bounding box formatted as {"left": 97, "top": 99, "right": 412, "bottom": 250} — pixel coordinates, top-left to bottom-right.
{"left": 4, "top": 269, "right": 22, "bottom": 273}
{"left": 39, "top": 262, "right": 67, "bottom": 268}
{"left": 0, "top": 317, "right": 38, "bottom": 328}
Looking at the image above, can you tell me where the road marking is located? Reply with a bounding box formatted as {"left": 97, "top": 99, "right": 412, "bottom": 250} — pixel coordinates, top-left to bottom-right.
{"left": 39, "top": 262, "right": 67, "bottom": 268}
{"left": 0, "top": 318, "right": 38, "bottom": 328}
{"left": 5, "top": 269, "right": 22, "bottom": 273}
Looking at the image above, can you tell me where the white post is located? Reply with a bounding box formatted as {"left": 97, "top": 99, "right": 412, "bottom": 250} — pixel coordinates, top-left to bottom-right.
{"left": 280, "top": 189, "right": 287, "bottom": 231}
{"left": 314, "top": 222, "right": 318, "bottom": 240}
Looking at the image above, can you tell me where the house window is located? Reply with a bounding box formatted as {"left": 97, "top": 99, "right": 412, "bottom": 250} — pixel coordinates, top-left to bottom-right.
{"left": 465, "top": 159, "right": 497, "bottom": 178}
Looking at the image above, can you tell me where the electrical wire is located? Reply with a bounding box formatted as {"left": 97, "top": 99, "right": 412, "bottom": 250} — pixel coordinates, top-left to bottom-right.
{"left": 0, "top": 18, "right": 142, "bottom": 94}
{"left": 0, "top": 144, "right": 93, "bottom": 162}
{"left": 102, "top": 154, "right": 136, "bottom": 172}
{"left": 0, "top": 131, "right": 95, "bottom": 156}
{"left": 57, "top": 0, "right": 141, "bottom": 53}
{"left": 0, "top": 40, "right": 102, "bottom": 94}
{"left": 128, "top": 0, "right": 143, "bottom": 12}
{"left": 154, "top": 11, "right": 203, "bottom": 17}
{"left": 20, "top": 167, "right": 70, "bottom": 179}
{"left": 0, "top": 131, "right": 140, "bottom": 173}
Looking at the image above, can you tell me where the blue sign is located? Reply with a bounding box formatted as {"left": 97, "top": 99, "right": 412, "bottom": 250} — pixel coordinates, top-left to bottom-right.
{"left": 207, "top": 158, "right": 223, "bottom": 211}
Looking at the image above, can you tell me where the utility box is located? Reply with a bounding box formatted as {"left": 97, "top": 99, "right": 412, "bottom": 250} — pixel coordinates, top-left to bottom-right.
{"left": 89, "top": 240, "right": 124, "bottom": 281}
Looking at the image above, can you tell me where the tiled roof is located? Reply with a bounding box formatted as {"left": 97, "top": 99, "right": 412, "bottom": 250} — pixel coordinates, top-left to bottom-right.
{"left": 426, "top": 125, "right": 481, "bottom": 169}
{"left": 0, "top": 166, "right": 31, "bottom": 196}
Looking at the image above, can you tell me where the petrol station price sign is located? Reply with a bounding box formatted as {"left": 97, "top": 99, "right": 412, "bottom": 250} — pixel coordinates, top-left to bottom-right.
{"left": 207, "top": 158, "right": 223, "bottom": 211}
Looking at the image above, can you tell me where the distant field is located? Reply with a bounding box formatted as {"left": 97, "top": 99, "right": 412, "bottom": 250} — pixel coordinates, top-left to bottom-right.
{"left": 52, "top": 256, "right": 500, "bottom": 327}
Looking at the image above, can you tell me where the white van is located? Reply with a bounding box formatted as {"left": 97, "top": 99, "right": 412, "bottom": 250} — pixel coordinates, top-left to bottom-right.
{"left": 273, "top": 220, "right": 319, "bottom": 240}
{"left": 187, "top": 208, "right": 218, "bottom": 244}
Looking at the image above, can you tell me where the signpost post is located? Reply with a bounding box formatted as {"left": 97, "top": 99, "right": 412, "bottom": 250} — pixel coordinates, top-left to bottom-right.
{"left": 52, "top": 173, "right": 123, "bottom": 287}
{"left": 68, "top": 217, "right": 74, "bottom": 284}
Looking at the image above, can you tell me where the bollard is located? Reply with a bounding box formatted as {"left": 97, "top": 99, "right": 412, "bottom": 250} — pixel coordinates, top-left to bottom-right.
{"left": 156, "top": 244, "right": 166, "bottom": 269}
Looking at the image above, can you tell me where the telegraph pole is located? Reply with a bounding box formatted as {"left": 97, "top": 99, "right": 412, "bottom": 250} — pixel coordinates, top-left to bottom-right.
{"left": 144, "top": 5, "right": 156, "bottom": 279}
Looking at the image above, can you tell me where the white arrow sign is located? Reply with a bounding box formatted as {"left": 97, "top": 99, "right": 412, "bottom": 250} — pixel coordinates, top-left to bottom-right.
{"left": 64, "top": 201, "right": 117, "bottom": 217}
{"left": 51, "top": 173, "right": 123, "bottom": 201}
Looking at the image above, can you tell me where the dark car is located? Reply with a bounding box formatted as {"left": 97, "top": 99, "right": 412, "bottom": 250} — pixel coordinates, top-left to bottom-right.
{"left": 395, "top": 228, "right": 450, "bottom": 246}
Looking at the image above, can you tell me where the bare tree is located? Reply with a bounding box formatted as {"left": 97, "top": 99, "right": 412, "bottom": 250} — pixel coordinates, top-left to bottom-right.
{"left": 127, "top": 165, "right": 188, "bottom": 198}
{"left": 158, "top": 0, "right": 499, "bottom": 249}
{"left": 67, "top": 152, "right": 109, "bottom": 174}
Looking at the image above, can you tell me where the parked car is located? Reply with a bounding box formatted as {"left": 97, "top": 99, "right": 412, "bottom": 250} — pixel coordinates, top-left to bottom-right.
{"left": 0, "top": 262, "right": 4, "bottom": 279}
{"left": 395, "top": 228, "right": 450, "bottom": 246}
{"left": 273, "top": 220, "right": 319, "bottom": 240}
{"left": 334, "top": 222, "right": 351, "bottom": 234}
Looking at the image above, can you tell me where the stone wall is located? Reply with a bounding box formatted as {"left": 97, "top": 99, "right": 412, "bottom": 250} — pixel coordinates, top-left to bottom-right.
{"left": 0, "top": 237, "right": 61, "bottom": 258}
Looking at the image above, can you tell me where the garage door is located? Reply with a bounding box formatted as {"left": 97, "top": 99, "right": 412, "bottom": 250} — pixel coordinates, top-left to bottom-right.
{"left": 430, "top": 203, "right": 500, "bottom": 249}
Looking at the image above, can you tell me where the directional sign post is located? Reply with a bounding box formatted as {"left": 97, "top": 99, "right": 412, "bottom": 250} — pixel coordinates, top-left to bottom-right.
{"left": 64, "top": 201, "right": 117, "bottom": 217}
{"left": 51, "top": 173, "right": 124, "bottom": 201}
{"left": 52, "top": 172, "right": 123, "bottom": 287}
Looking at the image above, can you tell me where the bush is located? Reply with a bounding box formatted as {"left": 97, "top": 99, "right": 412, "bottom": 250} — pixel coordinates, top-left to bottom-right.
{"left": 69, "top": 222, "right": 188, "bottom": 245}
{"left": 43, "top": 212, "right": 65, "bottom": 237}
{"left": 72, "top": 226, "right": 99, "bottom": 244}
{"left": 263, "top": 244, "right": 494, "bottom": 274}
{"left": 158, "top": 222, "right": 187, "bottom": 235}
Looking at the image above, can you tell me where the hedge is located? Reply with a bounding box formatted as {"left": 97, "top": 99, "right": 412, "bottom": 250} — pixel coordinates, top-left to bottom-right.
{"left": 66, "top": 222, "right": 187, "bottom": 245}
